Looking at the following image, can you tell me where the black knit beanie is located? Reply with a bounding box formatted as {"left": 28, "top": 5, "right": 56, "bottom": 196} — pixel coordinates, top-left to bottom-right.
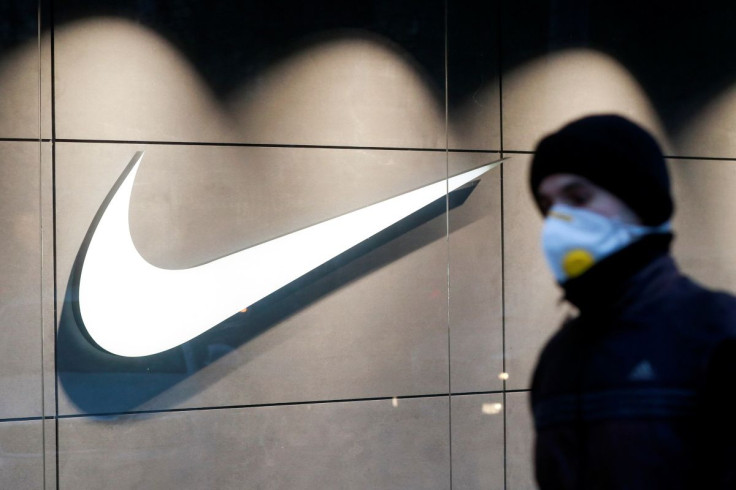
{"left": 530, "top": 115, "right": 673, "bottom": 226}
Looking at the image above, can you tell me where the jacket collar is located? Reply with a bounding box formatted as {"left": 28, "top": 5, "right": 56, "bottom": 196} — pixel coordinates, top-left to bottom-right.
{"left": 562, "top": 233, "right": 677, "bottom": 315}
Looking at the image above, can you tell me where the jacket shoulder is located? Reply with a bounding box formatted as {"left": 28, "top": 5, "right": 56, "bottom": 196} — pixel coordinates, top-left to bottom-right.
{"left": 681, "top": 278, "right": 736, "bottom": 337}
{"left": 530, "top": 316, "right": 581, "bottom": 399}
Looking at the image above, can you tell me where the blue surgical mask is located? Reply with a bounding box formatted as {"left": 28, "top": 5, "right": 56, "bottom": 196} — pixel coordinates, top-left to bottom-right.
{"left": 542, "top": 204, "right": 671, "bottom": 283}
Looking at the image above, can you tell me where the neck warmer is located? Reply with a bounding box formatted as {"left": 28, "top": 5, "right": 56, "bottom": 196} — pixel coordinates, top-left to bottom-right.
{"left": 562, "top": 233, "right": 674, "bottom": 314}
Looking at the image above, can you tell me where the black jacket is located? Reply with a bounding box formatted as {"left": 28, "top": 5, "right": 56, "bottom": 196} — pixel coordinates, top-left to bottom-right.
{"left": 531, "top": 235, "right": 736, "bottom": 489}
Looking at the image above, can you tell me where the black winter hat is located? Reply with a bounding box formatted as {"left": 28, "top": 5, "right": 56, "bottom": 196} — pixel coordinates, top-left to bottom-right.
{"left": 530, "top": 115, "right": 673, "bottom": 226}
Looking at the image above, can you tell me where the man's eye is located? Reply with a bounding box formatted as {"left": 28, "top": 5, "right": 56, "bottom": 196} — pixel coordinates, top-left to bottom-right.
{"left": 569, "top": 191, "right": 591, "bottom": 206}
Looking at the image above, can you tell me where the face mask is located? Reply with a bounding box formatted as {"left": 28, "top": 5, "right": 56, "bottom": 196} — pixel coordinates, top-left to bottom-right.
{"left": 541, "top": 204, "right": 671, "bottom": 283}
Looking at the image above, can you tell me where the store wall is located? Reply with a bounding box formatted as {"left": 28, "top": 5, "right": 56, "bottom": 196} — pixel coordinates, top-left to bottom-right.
{"left": 1, "top": 1, "right": 735, "bottom": 489}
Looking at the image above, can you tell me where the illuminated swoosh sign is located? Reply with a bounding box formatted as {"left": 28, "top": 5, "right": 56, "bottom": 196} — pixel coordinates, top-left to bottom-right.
{"left": 77, "top": 153, "right": 502, "bottom": 357}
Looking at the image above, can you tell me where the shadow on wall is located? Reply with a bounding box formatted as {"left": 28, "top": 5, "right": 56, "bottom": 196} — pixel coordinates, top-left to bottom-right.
{"left": 53, "top": 0, "right": 447, "bottom": 101}
{"left": 50, "top": 0, "right": 736, "bottom": 136}
{"left": 501, "top": 0, "right": 736, "bottom": 135}
{"left": 57, "top": 179, "right": 480, "bottom": 415}
{"left": 50, "top": 16, "right": 447, "bottom": 147}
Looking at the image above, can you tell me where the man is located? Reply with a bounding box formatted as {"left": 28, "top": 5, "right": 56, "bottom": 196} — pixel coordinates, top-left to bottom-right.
{"left": 528, "top": 114, "right": 736, "bottom": 489}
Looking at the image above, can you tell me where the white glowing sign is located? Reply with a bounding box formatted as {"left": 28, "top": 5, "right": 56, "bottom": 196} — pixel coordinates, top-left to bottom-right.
{"left": 78, "top": 152, "right": 502, "bottom": 357}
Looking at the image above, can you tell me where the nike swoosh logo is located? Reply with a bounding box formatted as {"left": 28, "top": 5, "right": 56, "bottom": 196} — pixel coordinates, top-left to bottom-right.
{"left": 77, "top": 152, "right": 503, "bottom": 357}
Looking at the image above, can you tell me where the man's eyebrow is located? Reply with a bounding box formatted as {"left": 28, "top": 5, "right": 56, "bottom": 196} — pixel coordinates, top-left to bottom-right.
{"left": 537, "top": 180, "right": 589, "bottom": 211}
{"left": 560, "top": 181, "right": 589, "bottom": 194}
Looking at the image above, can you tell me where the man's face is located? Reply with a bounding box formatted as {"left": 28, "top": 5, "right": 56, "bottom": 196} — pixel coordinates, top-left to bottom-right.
{"left": 536, "top": 173, "right": 641, "bottom": 225}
